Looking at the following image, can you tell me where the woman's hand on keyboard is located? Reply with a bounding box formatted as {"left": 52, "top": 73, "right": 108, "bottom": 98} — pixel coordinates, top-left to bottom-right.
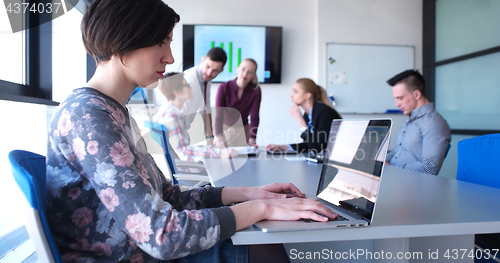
{"left": 261, "top": 197, "right": 338, "bottom": 222}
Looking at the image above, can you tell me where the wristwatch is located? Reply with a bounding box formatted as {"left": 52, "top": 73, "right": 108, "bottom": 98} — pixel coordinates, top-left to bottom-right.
{"left": 300, "top": 126, "right": 308, "bottom": 133}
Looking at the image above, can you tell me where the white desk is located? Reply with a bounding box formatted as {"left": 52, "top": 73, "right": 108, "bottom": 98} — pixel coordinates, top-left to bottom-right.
{"left": 204, "top": 155, "right": 500, "bottom": 262}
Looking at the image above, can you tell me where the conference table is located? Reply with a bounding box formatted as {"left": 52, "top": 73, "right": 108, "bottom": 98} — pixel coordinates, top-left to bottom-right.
{"left": 203, "top": 153, "right": 500, "bottom": 262}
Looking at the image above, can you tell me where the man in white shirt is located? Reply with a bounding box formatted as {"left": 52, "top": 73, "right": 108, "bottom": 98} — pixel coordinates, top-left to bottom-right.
{"left": 182, "top": 47, "right": 227, "bottom": 144}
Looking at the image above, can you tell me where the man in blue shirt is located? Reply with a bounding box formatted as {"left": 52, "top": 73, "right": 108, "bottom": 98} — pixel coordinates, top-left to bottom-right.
{"left": 385, "top": 70, "right": 451, "bottom": 175}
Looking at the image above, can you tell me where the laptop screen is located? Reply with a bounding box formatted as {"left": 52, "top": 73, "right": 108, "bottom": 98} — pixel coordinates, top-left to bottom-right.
{"left": 316, "top": 119, "right": 391, "bottom": 221}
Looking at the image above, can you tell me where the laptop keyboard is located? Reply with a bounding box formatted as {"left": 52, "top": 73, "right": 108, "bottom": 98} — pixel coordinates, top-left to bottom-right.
{"left": 300, "top": 214, "right": 349, "bottom": 223}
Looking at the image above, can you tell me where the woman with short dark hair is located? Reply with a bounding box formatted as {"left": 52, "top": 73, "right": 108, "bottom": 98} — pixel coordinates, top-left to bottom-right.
{"left": 46, "top": 0, "right": 336, "bottom": 262}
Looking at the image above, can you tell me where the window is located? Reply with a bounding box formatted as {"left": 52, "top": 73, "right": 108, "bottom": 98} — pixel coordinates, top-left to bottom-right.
{"left": 0, "top": 0, "right": 57, "bottom": 106}
{"left": 423, "top": 0, "right": 500, "bottom": 134}
{"left": 52, "top": 7, "right": 87, "bottom": 102}
{"left": 0, "top": 4, "right": 25, "bottom": 85}
{"left": 435, "top": 52, "right": 500, "bottom": 131}
{"left": 0, "top": 2, "right": 89, "bottom": 259}
{"left": 435, "top": 0, "right": 500, "bottom": 62}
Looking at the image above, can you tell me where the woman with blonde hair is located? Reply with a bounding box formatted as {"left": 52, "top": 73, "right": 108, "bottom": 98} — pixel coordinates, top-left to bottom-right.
{"left": 266, "top": 78, "right": 341, "bottom": 153}
{"left": 214, "top": 58, "right": 261, "bottom": 147}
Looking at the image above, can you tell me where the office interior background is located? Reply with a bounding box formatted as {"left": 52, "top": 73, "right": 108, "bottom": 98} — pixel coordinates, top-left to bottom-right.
{"left": 0, "top": 0, "right": 499, "bottom": 261}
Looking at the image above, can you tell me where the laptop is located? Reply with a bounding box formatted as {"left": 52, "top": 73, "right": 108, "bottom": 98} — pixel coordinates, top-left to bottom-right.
{"left": 255, "top": 119, "right": 392, "bottom": 232}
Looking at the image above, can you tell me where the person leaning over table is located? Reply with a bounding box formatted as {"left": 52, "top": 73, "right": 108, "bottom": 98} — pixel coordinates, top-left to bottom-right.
{"left": 182, "top": 47, "right": 227, "bottom": 146}
{"left": 154, "top": 72, "right": 238, "bottom": 162}
{"left": 214, "top": 58, "right": 262, "bottom": 147}
{"left": 266, "top": 78, "right": 342, "bottom": 154}
{"left": 385, "top": 69, "right": 451, "bottom": 175}
{"left": 45, "top": 0, "right": 337, "bottom": 262}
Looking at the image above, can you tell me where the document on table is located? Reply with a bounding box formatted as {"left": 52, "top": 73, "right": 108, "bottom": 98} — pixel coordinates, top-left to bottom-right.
{"left": 232, "top": 146, "right": 258, "bottom": 155}
{"left": 285, "top": 156, "right": 307, "bottom": 161}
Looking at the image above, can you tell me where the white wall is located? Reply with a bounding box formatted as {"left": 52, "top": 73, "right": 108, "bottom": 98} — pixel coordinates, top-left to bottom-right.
{"left": 163, "top": 0, "right": 423, "bottom": 147}
{"left": 317, "top": 0, "right": 423, "bottom": 87}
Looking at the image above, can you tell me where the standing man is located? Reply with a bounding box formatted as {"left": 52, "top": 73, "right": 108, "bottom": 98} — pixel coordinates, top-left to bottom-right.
{"left": 182, "top": 47, "right": 227, "bottom": 144}
{"left": 385, "top": 70, "right": 451, "bottom": 175}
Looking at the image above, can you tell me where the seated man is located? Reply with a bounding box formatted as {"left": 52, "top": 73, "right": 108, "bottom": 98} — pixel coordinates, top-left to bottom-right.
{"left": 385, "top": 70, "right": 451, "bottom": 175}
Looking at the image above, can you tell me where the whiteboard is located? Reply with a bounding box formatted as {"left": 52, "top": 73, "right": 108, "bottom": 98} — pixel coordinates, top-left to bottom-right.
{"left": 326, "top": 43, "right": 414, "bottom": 113}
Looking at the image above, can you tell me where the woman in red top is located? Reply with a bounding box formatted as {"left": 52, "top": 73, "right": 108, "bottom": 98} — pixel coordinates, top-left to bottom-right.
{"left": 214, "top": 59, "right": 261, "bottom": 147}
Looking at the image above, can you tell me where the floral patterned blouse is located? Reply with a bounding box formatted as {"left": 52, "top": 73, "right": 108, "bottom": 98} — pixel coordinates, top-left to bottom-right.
{"left": 46, "top": 88, "right": 236, "bottom": 262}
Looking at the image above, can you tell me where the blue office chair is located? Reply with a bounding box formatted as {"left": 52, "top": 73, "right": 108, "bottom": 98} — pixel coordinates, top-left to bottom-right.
{"left": 143, "top": 121, "right": 210, "bottom": 188}
{"left": 457, "top": 133, "right": 500, "bottom": 188}
{"left": 129, "top": 87, "right": 148, "bottom": 104}
{"left": 457, "top": 133, "right": 500, "bottom": 263}
{"left": 8, "top": 150, "right": 62, "bottom": 263}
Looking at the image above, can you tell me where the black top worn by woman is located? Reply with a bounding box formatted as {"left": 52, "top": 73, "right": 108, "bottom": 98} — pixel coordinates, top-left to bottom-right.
{"left": 290, "top": 102, "right": 342, "bottom": 153}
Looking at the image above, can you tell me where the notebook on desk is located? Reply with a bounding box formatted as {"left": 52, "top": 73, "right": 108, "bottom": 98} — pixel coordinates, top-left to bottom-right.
{"left": 232, "top": 146, "right": 259, "bottom": 157}
{"left": 255, "top": 119, "right": 392, "bottom": 232}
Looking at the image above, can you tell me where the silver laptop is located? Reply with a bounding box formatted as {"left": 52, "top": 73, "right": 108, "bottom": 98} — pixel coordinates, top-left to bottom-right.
{"left": 255, "top": 119, "right": 392, "bottom": 232}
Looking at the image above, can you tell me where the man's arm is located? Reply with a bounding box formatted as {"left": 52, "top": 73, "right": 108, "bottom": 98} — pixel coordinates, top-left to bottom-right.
{"left": 248, "top": 88, "right": 262, "bottom": 143}
{"left": 405, "top": 118, "right": 451, "bottom": 175}
{"left": 203, "top": 112, "right": 214, "bottom": 144}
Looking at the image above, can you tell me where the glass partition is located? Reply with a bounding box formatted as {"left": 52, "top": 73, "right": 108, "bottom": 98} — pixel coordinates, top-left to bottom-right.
{"left": 435, "top": 52, "right": 500, "bottom": 130}
{"left": 436, "top": 0, "right": 500, "bottom": 61}
{"left": 0, "top": 5, "right": 25, "bottom": 85}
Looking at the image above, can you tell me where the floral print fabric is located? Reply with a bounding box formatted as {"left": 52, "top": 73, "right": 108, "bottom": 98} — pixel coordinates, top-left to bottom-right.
{"left": 46, "top": 88, "right": 232, "bottom": 262}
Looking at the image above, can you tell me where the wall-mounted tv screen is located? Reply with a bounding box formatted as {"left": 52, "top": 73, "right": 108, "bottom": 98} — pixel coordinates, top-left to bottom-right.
{"left": 183, "top": 24, "right": 282, "bottom": 84}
